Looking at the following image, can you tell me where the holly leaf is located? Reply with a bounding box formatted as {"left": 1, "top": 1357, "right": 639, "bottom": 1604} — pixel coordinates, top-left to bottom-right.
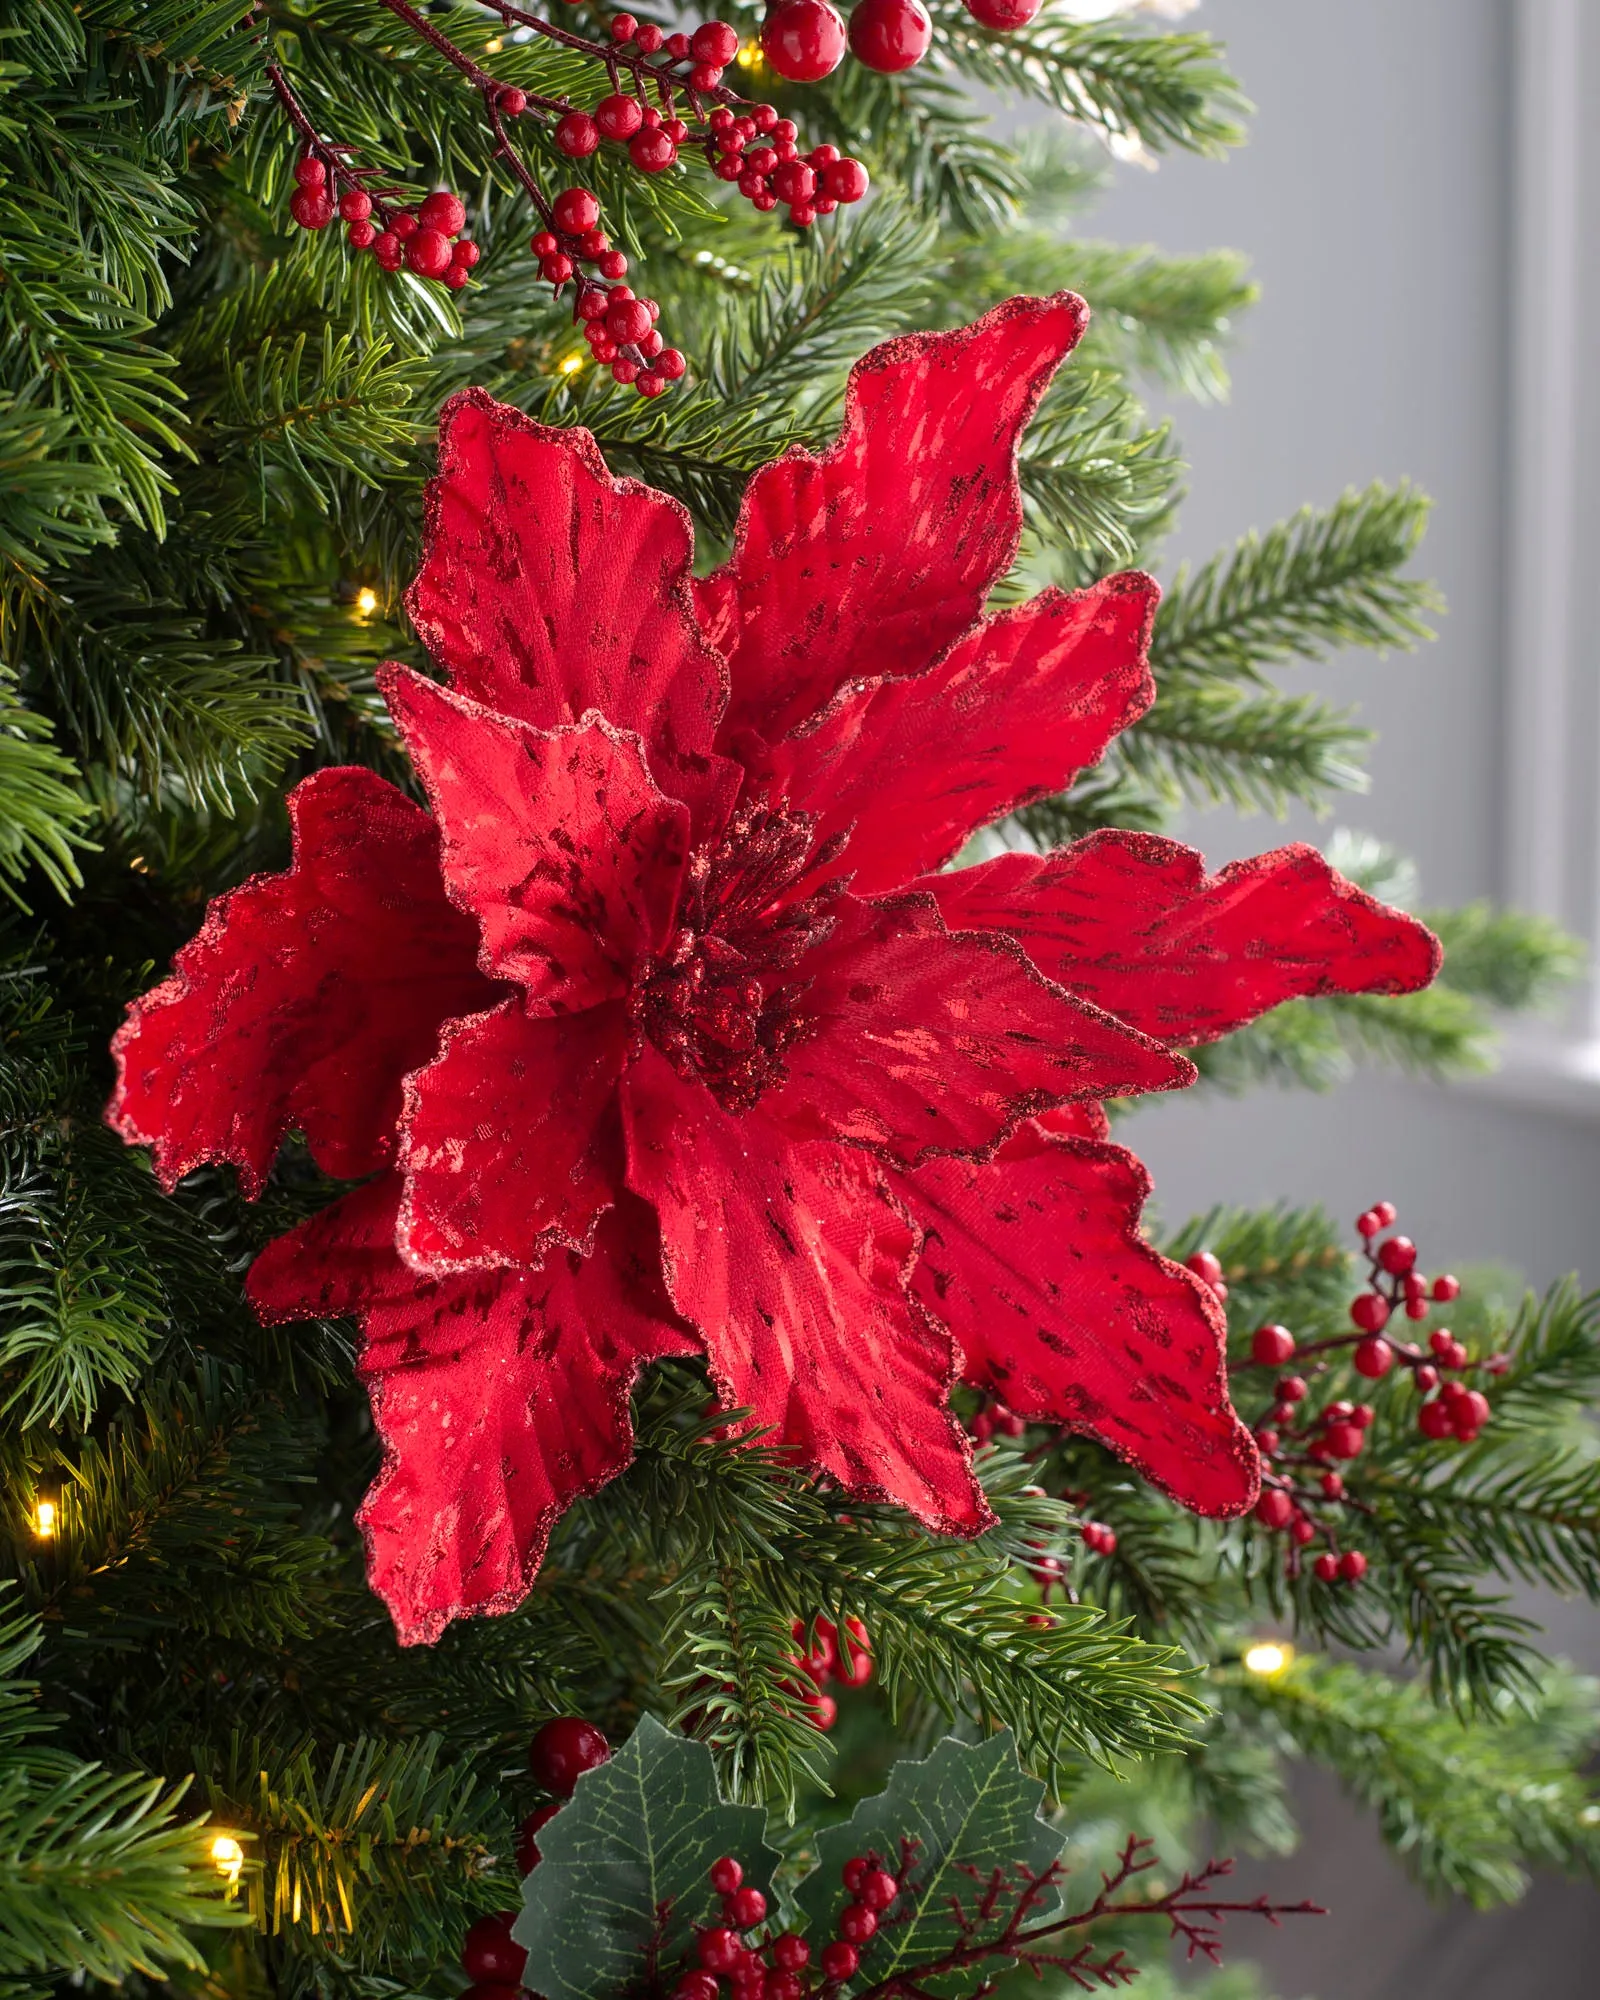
{"left": 514, "top": 1715, "right": 780, "bottom": 2000}
{"left": 793, "top": 1732, "right": 1065, "bottom": 1991}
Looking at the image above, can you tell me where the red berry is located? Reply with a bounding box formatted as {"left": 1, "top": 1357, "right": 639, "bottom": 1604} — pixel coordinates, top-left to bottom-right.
{"left": 715, "top": 154, "right": 744, "bottom": 181}
{"left": 611, "top": 12, "right": 638, "bottom": 41}
{"left": 531, "top": 230, "right": 558, "bottom": 256}
{"left": 1350, "top": 1292, "right": 1390, "bottom": 1334}
{"left": 655, "top": 347, "right": 686, "bottom": 379}
{"left": 1378, "top": 1235, "right": 1417, "bottom": 1275}
{"left": 1290, "top": 1514, "right": 1316, "bottom": 1547}
{"left": 630, "top": 128, "right": 678, "bottom": 172}
{"left": 700, "top": 1927, "right": 743, "bottom": 1972}
{"left": 541, "top": 252, "right": 575, "bottom": 284}
{"left": 1357, "top": 1209, "right": 1382, "bottom": 1237}
{"left": 1338, "top": 1549, "right": 1368, "bottom": 1582}
{"left": 761, "top": 0, "right": 848, "bottom": 81}
{"left": 823, "top": 156, "right": 870, "bottom": 202}
{"left": 1325, "top": 1422, "right": 1365, "bottom": 1461}
{"left": 753, "top": 103, "right": 779, "bottom": 130}
{"left": 674, "top": 1977, "right": 719, "bottom": 2000}
{"left": 856, "top": 1867, "right": 898, "bottom": 1911}
{"left": 635, "top": 21, "right": 664, "bottom": 50}
{"left": 1314, "top": 1551, "right": 1340, "bottom": 1582}
{"left": 605, "top": 298, "right": 653, "bottom": 344}
{"left": 821, "top": 1942, "right": 860, "bottom": 1979}
{"left": 665, "top": 117, "right": 690, "bottom": 143}
{"left": 665, "top": 30, "right": 691, "bottom": 57}
{"left": 1405, "top": 1295, "right": 1429, "bottom": 1320}
{"left": 764, "top": 1977, "right": 803, "bottom": 2000}
{"left": 808, "top": 1691, "right": 838, "bottom": 1730}
{"left": 1428, "top": 1329, "right": 1454, "bottom": 1359}
{"left": 690, "top": 62, "right": 723, "bottom": 91}
{"left": 728, "top": 1884, "right": 768, "bottom": 1927}
{"left": 1374, "top": 1200, "right": 1398, "bottom": 1227}
{"left": 590, "top": 335, "right": 618, "bottom": 362}
{"left": 1454, "top": 1388, "right": 1491, "bottom": 1436}
{"left": 498, "top": 85, "right": 528, "bottom": 116}
{"left": 835, "top": 1616, "right": 873, "bottom": 1685}
{"left": 842, "top": 1857, "right": 870, "bottom": 1893}
{"left": 460, "top": 1913, "right": 527, "bottom": 1985}
{"left": 1353, "top": 1336, "right": 1394, "bottom": 1378}
{"left": 612, "top": 358, "right": 641, "bottom": 385}
{"left": 406, "top": 227, "right": 453, "bottom": 277}
{"left": 1415, "top": 1363, "right": 1440, "bottom": 1392}
{"left": 1254, "top": 1428, "right": 1279, "bottom": 1455}
{"left": 339, "top": 189, "right": 373, "bottom": 222}
{"left": 1186, "top": 1250, "right": 1223, "bottom": 1287}
{"left": 1432, "top": 1273, "right": 1461, "bottom": 1301}
{"left": 710, "top": 1855, "right": 743, "bottom": 1895}
{"left": 848, "top": 0, "right": 932, "bottom": 72}
{"left": 293, "top": 154, "right": 327, "bottom": 188}
{"left": 391, "top": 211, "right": 419, "bottom": 239}
{"left": 1277, "top": 1374, "right": 1308, "bottom": 1404}
{"left": 289, "top": 190, "right": 334, "bottom": 230}
{"left": 1326, "top": 1400, "right": 1355, "bottom": 1421}
{"left": 962, "top": 0, "right": 1041, "bottom": 21}
{"left": 595, "top": 93, "right": 645, "bottom": 141}
{"left": 773, "top": 1932, "right": 811, "bottom": 1971}
{"left": 441, "top": 256, "right": 469, "bottom": 288}
{"left": 1250, "top": 1323, "right": 1296, "bottom": 1367}
{"left": 839, "top": 1903, "right": 877, "bottom": 1944}
{"left": 347, "top": 219, "right": 376, "bottom": 249}
{"left": 1320, "top": 1471, "right": 1345, "bottom": 1499}
{"left": 552, "top": 187, "right": 601, "bottom": 233}
{"left": 1418, "top": 1399, "right": 1455, "bottom": 1440}
{"left": 516, "top": 1801, "right": 560, "bottom": 1874}
{"left": 738, "top": 169, "right": 768, "bottom": 198}
{"left": 452, "top": 239, "right": 480, "bottom": 268}
{"left": 1403, "top": 1271, "right": 1427, "bottom": 1300}
{"left": 419, "top": 190, "right": 466, "bottom": 236}
{"left": 556, "top": 111, "right": 601, "bottom": 157}
{"left": 529, "top": 1717, "right": 611, "bottom": 1795}
{"left": 372, "top": 231, "right": 403, "bottom": 270}
{"left": 694, "top": 20, "right": 742, "bottom": 65}
{"left": 1352, "top": 1402, "right": 1375, "bottom": 1428}
{"left": 577, "top": 286, "right": 610, "bottom": 320}
{"left": 1254, "top": 1489, "right": 1293, "bottom": 1531}
{"left": 746, "top": 145, "right": 779, "bottom": 174}
{"left": 772, "top": 159, "right": 817, "bottom": 204}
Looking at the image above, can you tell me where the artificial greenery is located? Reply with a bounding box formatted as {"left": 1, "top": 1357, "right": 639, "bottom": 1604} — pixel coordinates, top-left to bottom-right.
{"left": 1, "top": 4, "right": 1595, "bottom": 1997}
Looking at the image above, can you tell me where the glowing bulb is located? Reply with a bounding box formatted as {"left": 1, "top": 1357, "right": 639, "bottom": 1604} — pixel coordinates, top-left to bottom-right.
{"left": 735, "top": 40, "right": 764, "bottom": 70}
{"left": 1243, "top": 1641, "right": 1293, "bottom": 1677}
{"left": 354, "top": 587, "right": 379, "bottom": 618}
{"left": 211, "top": 1834, "right": 244, "bottom": 1884}
{"left": 484, "top": 34, "right": 503, "bottom": 52}
{"left": 33, "top": 1499, "right": 55, "bottom": 1537}
{"left": 559, "top": 353, "right": 585, "bottom": 376}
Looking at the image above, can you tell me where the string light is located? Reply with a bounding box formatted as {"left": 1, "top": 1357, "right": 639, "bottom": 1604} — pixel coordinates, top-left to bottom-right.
{"left": 210, "top": 1833, "right": 244, "bottom": 1885}
{"left": 354, "top": 586, "right": 379, "bottom": 618}
{"left": 484, "top": 34, "right": 503, "bottom": 51}
{"left": 1243, "top": 1640, "right": 1293, "bottom": 1677}
{"left": 559, "top": 353, "right": 585, "bottom": 375}
{"left": 735, "top": 40, "right": 764, "bottom": 70}
{"left": 33, "top": 1498, "right": 56, "bottom": 1537}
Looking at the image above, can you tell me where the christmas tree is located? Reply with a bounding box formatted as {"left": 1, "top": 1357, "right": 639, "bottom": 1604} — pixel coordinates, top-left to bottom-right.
{"left": 2, "top": 4, "right": 1595, "bottom": 1997}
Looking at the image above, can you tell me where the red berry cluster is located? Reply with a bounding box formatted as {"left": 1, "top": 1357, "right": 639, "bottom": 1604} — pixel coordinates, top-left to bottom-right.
{"left": 288, "top": 157, "right": 480, "bottom": 289}
{"left": 459, "top": 1909, "right": 529, "bottom": 2000}
{"left": 511, "top": 1714, "right": 612, "bottom": 1879}
{"left": 677, "top": 1850, "right": 901, "bottom": 1997}
{"left": 1222, "top": 1200, "right": 1501, "bottom": 1587}
{"left": 785, "top": 1614, "right": 874, "bottom": 1732}
{"left": 535, "top": 185, "right": 686, "bottom": 395}
{"left": 760, "top": 0, "right": 1043, "bottom": 84}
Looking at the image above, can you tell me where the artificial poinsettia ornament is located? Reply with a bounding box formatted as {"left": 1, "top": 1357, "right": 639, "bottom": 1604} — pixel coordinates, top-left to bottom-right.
{"left": 109, "top": 294, "right": 1441, "bottom": 1646}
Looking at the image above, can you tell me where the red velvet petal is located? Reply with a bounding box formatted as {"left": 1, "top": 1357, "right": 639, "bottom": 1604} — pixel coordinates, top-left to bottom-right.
{"left": 765, "top": 894, "right": 1193, "bottom": 1166}
{"left": 757, "top": 577, "right": 1157, "bottom": 895}
{"left": 408, "top": 388, "right": 734, "bottom": 825}
{"left": 247, "top": 1172, "right": 412, "bottom": 1322}
{"left": 924, "top": 834, "right": 1442, "bottom": 1045}
{"left": 397, "top": 998, "right": 628, "bottom": 1273}
{"left": 382, "top": 669, "right": 690, "bottom": 1011}
{"left": 108, "top": 768, "right": 500, "bottom": 1195}
{"left": 359, "top": 1198, "right": 695, "bottom": 1645}
{"left": 622, "top": 1046, "right": 988, "bottom": 1533}
{"left": 699, "top": 294, "right": 1089, "bottom": 743}
{"left": 898, "top": 1128, "right": 1259, "bottom": 1516}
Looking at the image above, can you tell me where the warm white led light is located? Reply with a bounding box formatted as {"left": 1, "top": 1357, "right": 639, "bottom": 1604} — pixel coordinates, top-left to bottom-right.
{"left": 1243, "top": 1641, "right": 1293, "bottom": 1677}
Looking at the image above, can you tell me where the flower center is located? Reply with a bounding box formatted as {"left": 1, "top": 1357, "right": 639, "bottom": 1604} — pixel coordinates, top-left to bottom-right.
{"left": 631, "top": 800, "right": 846, "bottom": 1112}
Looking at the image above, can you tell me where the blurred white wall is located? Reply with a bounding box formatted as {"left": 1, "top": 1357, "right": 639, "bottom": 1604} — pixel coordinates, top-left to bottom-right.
{"left": 1032, "top": 4, "right": 1600, "bottom": 1993}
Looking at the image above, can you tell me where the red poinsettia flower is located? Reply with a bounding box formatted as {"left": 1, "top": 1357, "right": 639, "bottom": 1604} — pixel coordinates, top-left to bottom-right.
{"left": 109, "top": 295, "right": 1440, "bottom": 1645}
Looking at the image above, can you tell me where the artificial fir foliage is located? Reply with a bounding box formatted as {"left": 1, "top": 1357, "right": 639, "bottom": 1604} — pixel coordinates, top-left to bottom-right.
{"left": 2, "top": 5, "right": 1598, "bottom": 1998}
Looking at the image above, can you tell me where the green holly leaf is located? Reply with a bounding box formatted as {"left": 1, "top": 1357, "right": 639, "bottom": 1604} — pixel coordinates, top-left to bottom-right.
{"left": 514, "top": 1715, "right": 780, "bottom": 2000}
{"left": 793, "top": 1732, "right": 1065, "bottom": 1991}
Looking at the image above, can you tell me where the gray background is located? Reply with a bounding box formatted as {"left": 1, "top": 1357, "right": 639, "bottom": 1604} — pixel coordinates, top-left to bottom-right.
{"left": 1039, "top": 2, "right": 1600, "bottom": 1993}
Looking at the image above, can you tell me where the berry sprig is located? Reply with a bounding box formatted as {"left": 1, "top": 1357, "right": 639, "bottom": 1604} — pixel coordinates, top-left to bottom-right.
{"left": 761, "top": 0, "right": 1045, "bottom": 83}
{"left": 264, "top": 3, "right": 871, "bottom": 389}
{"left": 679, "top": 1847, "right": 906, "bottom": 1997}
{"left": 1215, "top": 1200, "right": 1501, "bottom": 1586}
{"left": 785, "top": 1614, "right": 874, "bottom": 1731}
